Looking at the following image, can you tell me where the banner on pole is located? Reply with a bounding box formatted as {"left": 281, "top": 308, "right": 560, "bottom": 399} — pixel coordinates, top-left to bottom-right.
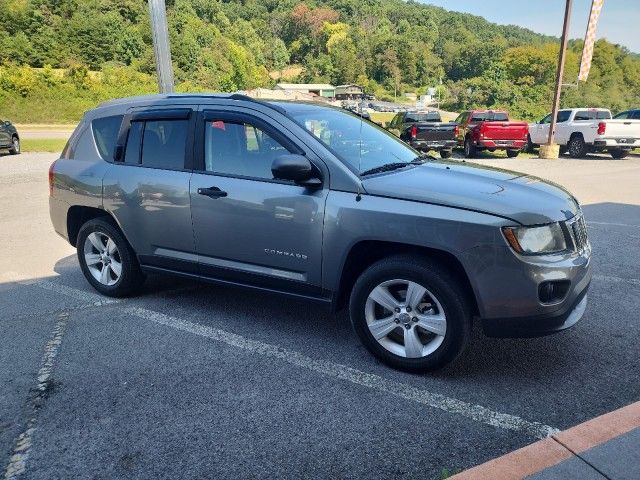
{"left": 578, "top": 0, "right": 605, "bottom": 82}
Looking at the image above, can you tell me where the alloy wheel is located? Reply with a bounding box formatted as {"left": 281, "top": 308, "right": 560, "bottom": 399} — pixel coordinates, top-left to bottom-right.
{"left": 365, "top": 279, "right": 447, "bottom": 358}
{"left": 83, "top": 231, "right": 122, "bottom": 286}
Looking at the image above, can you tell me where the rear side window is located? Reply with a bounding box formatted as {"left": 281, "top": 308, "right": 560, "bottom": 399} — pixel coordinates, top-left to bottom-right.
{"left": 140, "top": 120, "right": 188, "bottom": 170}
{"left": 92, "top": 115, "right": 123, "bottom": 161}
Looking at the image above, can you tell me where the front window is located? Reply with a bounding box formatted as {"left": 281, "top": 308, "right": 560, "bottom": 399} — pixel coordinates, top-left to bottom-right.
{"left": 290, "top": 107, "right": 418, "bottom": 175}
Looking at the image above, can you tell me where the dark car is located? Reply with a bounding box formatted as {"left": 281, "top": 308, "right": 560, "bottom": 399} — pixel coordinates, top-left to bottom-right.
{"left": 0, "top": 119, "right": 20, "bottom": 154}
{"left": 613, "top": 109, "right": 640, "bottom": 120}
{"left": 386, "top": 111, "right": 458, "bottom": 158}
{"left": 49, "top": 94, "right": 591, "bottom": 372}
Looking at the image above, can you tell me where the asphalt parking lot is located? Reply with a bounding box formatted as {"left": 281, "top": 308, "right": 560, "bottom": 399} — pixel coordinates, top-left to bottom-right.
{"left": 2, "top": 152, "right": 639, "bottom": 479}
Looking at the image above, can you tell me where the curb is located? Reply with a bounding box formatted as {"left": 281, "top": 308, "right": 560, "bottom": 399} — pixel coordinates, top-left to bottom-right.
{"left": 451, "top": 401, "right": 640, "bottom": 480}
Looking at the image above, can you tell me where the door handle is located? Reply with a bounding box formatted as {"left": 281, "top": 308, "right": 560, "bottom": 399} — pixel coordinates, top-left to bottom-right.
{"left": 197, "top": 186, "right": 227, "bottom": 198}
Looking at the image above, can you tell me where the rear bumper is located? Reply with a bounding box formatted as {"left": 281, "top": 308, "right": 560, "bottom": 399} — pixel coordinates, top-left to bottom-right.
{"left": 593, "top": 138, "right": 640, "bottom": 149}
{"left": 49, "top": 196, "right": 70, "bottom": 242}
{"left": 410, "top": 139, "right": 457, "bottom": 151}
{"left": 476, "top": 139, "right": 527, "bottom": 149}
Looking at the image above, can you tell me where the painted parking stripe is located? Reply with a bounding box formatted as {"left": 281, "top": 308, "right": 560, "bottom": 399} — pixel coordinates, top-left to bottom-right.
{"left": 587, "top": 221, "right": 640, "bottom": 229}
{"left": 32, "top": 280, "right": 121, "bottom": 305}
{"left": 593, "top": 274, "right": 640, "bottom": 287}
{"left": 128, "top": 306, "right": 559, "bottom": 439}
{"left": 4, "top": 313, "right": 69, "bottom": 480}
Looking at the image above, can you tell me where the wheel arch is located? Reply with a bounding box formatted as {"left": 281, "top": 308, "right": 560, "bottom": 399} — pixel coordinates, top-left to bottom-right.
{"left": 334, "top": 240, "right": 479, "bottom": 316}
{"left": 67, "top": 206, "right": 116, "bottom": 247}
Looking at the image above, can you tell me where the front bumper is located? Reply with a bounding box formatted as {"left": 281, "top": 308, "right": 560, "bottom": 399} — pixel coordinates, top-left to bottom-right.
{"left": 482, "top": 281, "right": 590, "bottom": 338}
{"left": 410, "top": 139, "right": 457, "bottom": 151}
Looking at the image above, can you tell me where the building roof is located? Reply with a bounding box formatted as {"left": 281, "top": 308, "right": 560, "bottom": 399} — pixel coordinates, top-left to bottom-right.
{"left": 276, "top": 83, "right": 335, "bottom": 90}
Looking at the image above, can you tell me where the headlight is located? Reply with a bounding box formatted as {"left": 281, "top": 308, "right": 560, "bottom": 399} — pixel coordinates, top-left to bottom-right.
{"left": 502, "top": 223, "right": 567, "bottom": 255}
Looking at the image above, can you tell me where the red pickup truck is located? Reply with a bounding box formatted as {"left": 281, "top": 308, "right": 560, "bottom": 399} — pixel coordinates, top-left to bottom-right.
{"left": 454, "top": 110, "right": 529, "bottom": 158}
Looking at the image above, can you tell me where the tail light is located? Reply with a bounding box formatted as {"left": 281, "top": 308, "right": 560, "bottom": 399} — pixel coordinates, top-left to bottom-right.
{"left": 597, "top": 122, "right": 606, "bottom": 135}
{"left": 454, "top": 125, "right": 459, "bottom": 137}
{"left": 48, "top": 161, "right": 56, "bottom": 196}
{"left": 410, "top": 125, "right": 417, "bottom": 139}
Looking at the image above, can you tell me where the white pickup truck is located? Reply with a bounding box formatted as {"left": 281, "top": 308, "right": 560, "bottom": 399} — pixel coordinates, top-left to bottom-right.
{"left": 527, "top": 108, "right": 640, "bottom": 159}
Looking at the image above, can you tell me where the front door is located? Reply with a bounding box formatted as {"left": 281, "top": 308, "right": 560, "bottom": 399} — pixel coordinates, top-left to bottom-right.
{"left": 190, "top": 109, "right": 328, "bottom": 295}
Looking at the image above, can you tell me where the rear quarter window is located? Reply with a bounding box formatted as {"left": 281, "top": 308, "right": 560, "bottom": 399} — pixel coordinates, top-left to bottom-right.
{"left": 91, "top": 115, "right": 124, "bottom": 161}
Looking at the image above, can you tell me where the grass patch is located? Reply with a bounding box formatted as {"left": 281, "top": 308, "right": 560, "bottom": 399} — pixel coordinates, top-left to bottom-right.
{"left": 20, "top": 138, "right": 67, "bottom": 153}
{"left": 369, "top": 111, "right": 396, "bottom": 127}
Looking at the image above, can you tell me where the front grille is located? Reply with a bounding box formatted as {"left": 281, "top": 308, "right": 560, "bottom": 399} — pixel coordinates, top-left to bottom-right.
{"left": 571, "top": 215, "right": 588, "bottom": 252}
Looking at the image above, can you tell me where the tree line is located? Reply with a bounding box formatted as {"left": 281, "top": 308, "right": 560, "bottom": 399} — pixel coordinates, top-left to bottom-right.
{"left": 0, "top": 0, "right": 638, "bottom": 123}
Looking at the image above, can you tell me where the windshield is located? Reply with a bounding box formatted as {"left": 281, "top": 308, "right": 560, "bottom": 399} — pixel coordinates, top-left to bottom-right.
{"left": 290, "top": 107, "right": 418, "bottom": 175}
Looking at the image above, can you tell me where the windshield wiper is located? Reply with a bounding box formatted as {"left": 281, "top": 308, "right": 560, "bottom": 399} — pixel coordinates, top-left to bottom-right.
{"left": 360, "top": 157, "right": 428, "bottom": 177}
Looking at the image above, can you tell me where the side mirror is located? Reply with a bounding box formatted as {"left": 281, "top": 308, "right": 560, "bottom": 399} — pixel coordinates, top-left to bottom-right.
{"left": 271, "top": 154, "right": 321, "bottom": 188}
{"left": 4, "top": 120, "right": 10, "bottom": 126}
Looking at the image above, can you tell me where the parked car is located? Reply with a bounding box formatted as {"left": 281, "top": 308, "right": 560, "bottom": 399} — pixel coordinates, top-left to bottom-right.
{"left": 528, "top": 108, "right": 640, "bottom": 159}
{"left": 455, "top": 110, "right": 528, "bottom": 158}
{"left": 0, "top": 119, "right": 20, "bottom": 154}
{"left": 613, "top": 109, "right": 640, "bottom": 120}
{"left": 49, "top": 94, "right": 591, "bottom": 372}
{"left": 386, "top": 111, "right": 458, "bottom": 158}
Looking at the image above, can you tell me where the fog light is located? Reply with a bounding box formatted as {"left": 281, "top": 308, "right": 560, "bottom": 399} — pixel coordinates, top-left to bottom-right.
{"left": 539, "top": 280, "right": 570, "bottom": 304}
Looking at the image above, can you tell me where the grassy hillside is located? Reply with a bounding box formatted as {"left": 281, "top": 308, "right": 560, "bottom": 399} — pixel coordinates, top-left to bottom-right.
{"left": 0, "top": 0, "right": 638, "bottom": 123}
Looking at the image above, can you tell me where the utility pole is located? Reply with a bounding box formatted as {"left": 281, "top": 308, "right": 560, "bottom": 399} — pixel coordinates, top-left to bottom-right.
{"left": 542, "top": 0, "right": 573, "bottom": 158}
{"left": 148, "top": 0, "right": 174, "bottom": 94}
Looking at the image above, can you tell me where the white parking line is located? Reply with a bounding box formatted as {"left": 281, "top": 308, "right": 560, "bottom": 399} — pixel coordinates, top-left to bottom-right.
{"left": 4, "top": 312, "right": 69, "bottom": 480}
{"left": 593, "top": 274, "right": 640, "bottom": 287}
{"left": 588, "top": 221, "right": 640, "bottom": 229}
{"left": 32, "top": 280, "right": 120, "bottom": 306}
{"left": 128, "top": 307, "right": 559, "bottom": 439}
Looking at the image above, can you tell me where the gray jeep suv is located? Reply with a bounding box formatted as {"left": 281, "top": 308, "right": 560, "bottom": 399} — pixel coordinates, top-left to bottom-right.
{"left": 49, "top": 94, "right": 592, "bottom": 372}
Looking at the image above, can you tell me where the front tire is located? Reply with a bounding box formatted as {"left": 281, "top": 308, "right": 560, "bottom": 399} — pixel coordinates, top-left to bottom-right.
{"left": 525, "top": 135, "right": 536, "bottom": 153}
{"left": 609, "top": 149, "right": 629, "bottom": 159}
{"left": 77, "top": 218, "right": 144, "bottom": 297}
{"left": 9, "top": 136, "right": 20, "bottom": 155}
{"left": 568, "top": 135, "right": 587, "bottom": 158}
{"left": 349, "top": 255, "right": 472, "bottom": 372}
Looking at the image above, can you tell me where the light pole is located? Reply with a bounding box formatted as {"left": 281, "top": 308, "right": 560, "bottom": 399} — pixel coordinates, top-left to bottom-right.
{"left": 542, "top": 0, "right": 573, "bottom": 158}
{"left": 148, "top": 0, "right": 175, "bottom": 94}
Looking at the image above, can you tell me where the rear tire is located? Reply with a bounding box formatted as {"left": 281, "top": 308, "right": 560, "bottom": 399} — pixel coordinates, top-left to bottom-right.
{"left": 609, "top": 149, "right": 629, "bottom": 159}
{"left": 525, "top": 135, "right": 536, "bottom": 153}
{"left": 463, "top": 136, "right": 476, "bottom": 158}
{"left": 349, "top": 255, "right": 472, "bottom": 372}
{"left": 568, "top": 135, "right": 587, "bottom": 158}
{"left": 506, "top": 149, "right": 520, "bottom": 158}
{"left": 77, "top": 218, "right": 145, "bottom": 297}
{"left": 440, "top": 149, "right": 452, "bottom": 159}
{"left": 9, "top": 136, "right": 20, "bottom": 155}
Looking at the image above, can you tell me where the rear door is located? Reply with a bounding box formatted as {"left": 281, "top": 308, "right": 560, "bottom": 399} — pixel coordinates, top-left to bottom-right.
{"left": 103, "top": 106, "right": 198, "bottom": 273}
{"left": 189, "top": 107, "right": 328, "bottom": 295}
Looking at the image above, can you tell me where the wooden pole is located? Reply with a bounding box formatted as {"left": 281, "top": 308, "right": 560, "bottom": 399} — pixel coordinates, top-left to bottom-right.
{"left": 547, "top": 0, "right": 573, "bottom": 145}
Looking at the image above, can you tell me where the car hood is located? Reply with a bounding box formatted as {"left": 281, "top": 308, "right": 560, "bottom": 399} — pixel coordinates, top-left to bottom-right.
{"left": 361, "top": 160, "right": 579, "bottom": 225}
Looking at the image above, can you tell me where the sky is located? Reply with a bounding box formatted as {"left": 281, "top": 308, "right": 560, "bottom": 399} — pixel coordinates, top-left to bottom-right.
{"left": 420, "top": 0, "right": 640, "bottom": 53}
